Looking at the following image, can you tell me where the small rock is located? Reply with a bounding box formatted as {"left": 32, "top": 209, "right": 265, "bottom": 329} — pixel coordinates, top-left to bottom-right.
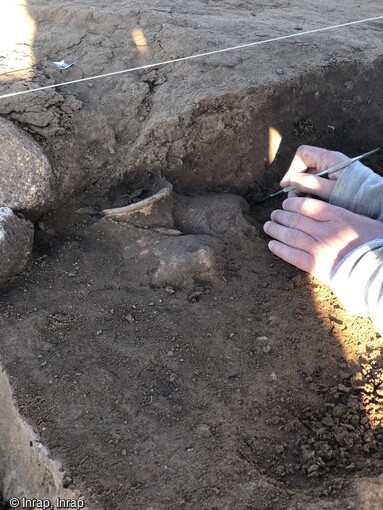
{"left": 307, "top": 464, "right": 319, "bottom": 474}
{"left": 321, "top": 415, "right": 335, "bottom": 427}
{"left": 301, "top": 447, "right": 315, "bottom": 462}
{"left": 37, "top": 221, "right": 56, "bottom": 235}
{"left": 196, "top": 424, "right": 212, "bottom": 438}
{"left": 189, "top": 291, "right": 203, "bottom": 302}
{"left": 337, "top": 384, "right": 351, "bottom": 393}
{"left": 76, "top": 206, "right": 98, "bottom": 216}
{"left": 151, "top": 235, "right": 225, "bottom": 288}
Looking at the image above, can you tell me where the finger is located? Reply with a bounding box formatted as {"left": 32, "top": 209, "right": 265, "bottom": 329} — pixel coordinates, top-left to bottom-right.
{"left": 280, "top": 153, "right": 307, "bottom": 186}
{"left": 267, "top": 240, "right": 314, "bottom": 274}
{"left": 270, "top": 209, "right": 318, "bottom": 233}
{"left": 288, "top": 173, "right": 335, "bottom": 200}
{"left": 282, "top": 197, "right": 343, "bottom": 222}
{"left": 280, "top": 145, "right": 348, "bottom": 186}
{"left": 281, "top": 145, "right": 326, "bottom": 185}
{"left": 295, "top": 146, "right": 348, "bottom": 171}
{"left": 264, "top": 220, "right": 316, "bottom": 252}
{"left": 287, "top": 189, "right": 304, "bottom": 198}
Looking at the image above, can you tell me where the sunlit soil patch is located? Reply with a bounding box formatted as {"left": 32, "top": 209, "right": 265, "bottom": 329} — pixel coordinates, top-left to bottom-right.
{"left": 0, "top": 0, "right": 36, "bottom": 80}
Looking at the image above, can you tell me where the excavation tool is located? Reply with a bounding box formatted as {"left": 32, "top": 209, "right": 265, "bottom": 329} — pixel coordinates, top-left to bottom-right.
{"left": 260, "top": 148, "right": 380, "bottom": 202}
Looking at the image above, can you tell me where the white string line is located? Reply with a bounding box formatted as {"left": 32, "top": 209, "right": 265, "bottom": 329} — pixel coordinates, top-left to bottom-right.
{"left": 1, "top": 14, "right": 382, "bottom": 100}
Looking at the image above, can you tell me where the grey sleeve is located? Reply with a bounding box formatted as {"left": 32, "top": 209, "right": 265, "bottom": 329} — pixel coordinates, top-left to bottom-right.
{"left": 329, "top": 162, "right": 383, "bottom": 220}
{"left": 330, "top": 239, "right": 383, "bottom": 337}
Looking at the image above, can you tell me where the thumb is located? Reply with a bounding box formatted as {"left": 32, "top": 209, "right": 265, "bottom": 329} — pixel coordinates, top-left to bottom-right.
{"left": 288, "top": 173, "right": 335, "bottom": 200}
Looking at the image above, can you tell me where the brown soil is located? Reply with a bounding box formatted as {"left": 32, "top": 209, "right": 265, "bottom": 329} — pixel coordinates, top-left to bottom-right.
{"left": 1, "top": 1, "right": 383, "bottom": 509}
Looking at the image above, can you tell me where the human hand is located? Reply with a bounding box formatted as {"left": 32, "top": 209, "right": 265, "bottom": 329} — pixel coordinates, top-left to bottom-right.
{"left": 281, "top": 146, "right": 350, "bottom": 200}
{"left": 264, "top": 197, "right": 383, "bottom": 284}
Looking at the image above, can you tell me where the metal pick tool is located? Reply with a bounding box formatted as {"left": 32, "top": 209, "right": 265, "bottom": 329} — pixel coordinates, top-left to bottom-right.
{"left": 260, "top": 147, "right": 380, "bottom": 202}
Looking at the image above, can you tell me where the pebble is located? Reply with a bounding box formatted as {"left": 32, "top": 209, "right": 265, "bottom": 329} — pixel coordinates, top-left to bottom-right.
{"left": 307, "top": 464, "right": 319, "bottom": 474}
{"left": 188, "top": 291, "right": 203, "bottom": 302}
{"left": 196, "top": 424, "right": 212, "bottom": 438}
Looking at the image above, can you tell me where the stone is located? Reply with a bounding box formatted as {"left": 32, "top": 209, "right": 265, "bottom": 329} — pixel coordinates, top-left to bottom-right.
{"left": 0, "top": 207, "right": 34, "bottom": 285}
{"left": 195, "top": 424, "right": 212, "bottom": 438}
{"left": 0, "top": 117, "right": 56, "bottom": 215}
{"left": 173, "top": 193, "right": 256, "bottom": 245}
{"left": 151, "top": 235, "right": 226, "bottom": 288}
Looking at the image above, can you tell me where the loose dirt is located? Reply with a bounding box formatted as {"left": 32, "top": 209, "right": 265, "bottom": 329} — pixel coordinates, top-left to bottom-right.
{"left": 1, "top": 1, "right": 383, "bottom": 509}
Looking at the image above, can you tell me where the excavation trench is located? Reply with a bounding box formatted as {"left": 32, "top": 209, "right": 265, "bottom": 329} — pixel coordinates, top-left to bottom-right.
{"left": 1, "top": 56, "right": 383, "bottom": 508}
{"left": 123, "top": 57, "right": 383, "bottom": 197}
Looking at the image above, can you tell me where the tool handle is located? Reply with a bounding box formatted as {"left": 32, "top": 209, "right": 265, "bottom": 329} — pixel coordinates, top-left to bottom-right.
{"left": 282, "top": 148, "right": 379, "bottom": 194}
{"left": 262, "top": 148, "right": 379, "bottom": 200}
{"left": 281, "top": 160, "right": 350, "bottom": 194}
